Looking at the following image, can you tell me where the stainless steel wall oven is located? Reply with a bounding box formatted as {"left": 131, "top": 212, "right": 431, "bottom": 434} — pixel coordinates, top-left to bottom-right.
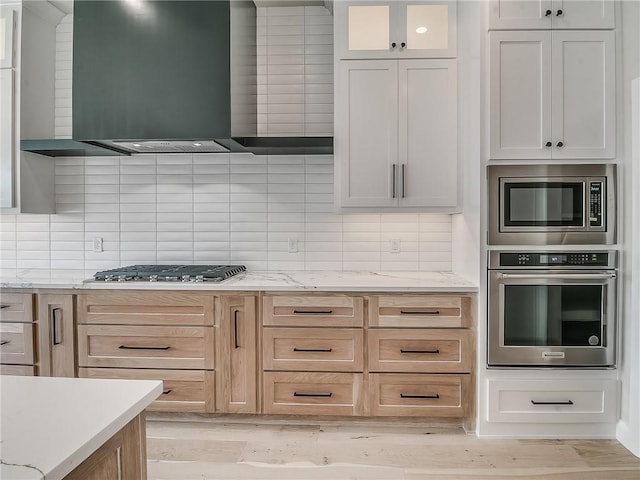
{"left": 488, "top": 251, "right": 617, "bottom": 367}
{"left": 488, "top": 164, "right": 616, "bottom": 245}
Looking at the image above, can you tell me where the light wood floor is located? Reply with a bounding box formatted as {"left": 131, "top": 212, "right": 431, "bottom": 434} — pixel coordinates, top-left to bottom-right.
{"left": 146, "top": 415, "right": 640, "bottom": 480}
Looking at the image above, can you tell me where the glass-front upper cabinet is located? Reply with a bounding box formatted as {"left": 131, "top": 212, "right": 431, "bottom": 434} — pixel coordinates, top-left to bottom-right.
{"left": 335, "top": 1, "right": 457, "bottom": 59}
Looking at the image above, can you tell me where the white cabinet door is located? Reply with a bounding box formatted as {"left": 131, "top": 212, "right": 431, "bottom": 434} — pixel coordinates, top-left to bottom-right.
{"left": 0, "top": 68, "right": 13, "bottom": 208}
{"left": 488, "top": 0, "right": 614, "bottom": 30}
{"left": 335, "top": 1, "right": 456, "bottom": 60}
{"left": 490, "top": 31, "right": 552, "bottom": 160}
{"left": 398, "top": 59, "right": 458, "bottom": 208}
{"left": 551, "top": 30, "right": 615, "bottom": 159}
{"left": 336, "top": 60, "right": 399, "bottom": 208}
{"left": 490, "top": 30, "right": 614, "bottom": 160}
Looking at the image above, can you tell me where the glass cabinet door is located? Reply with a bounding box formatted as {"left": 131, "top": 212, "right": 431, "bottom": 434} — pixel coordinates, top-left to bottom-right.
{"left": 336, "top": 1, "right": 457, "bottom": 59}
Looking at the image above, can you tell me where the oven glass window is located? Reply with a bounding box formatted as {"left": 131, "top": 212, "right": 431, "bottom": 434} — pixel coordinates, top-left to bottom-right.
{"left": 503, "top": 285, "right": 602, "bottom": 346}
{"left": 504, "top": 182, "right": 584, "bottom": 227}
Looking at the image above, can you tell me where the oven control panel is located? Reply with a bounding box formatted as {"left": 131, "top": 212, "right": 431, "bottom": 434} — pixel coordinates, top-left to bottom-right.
{"left": 500, "top": 252, "right": 609, "bottom": 267}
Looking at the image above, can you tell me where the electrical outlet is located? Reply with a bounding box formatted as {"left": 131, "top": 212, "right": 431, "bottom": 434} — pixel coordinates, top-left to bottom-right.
{"left": 390, "top": 238, "right": 401, "bottom": 253}
{"left": 287, "top": 238, "right": 298, "bottom": 253}
{"left": 93, "top": 237, "right": 103, "bottom": 253}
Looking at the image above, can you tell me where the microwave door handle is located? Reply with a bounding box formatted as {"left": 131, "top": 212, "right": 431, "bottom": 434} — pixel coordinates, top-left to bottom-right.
{"left": 498, "top": 273, "right": 616, "bottom": 280}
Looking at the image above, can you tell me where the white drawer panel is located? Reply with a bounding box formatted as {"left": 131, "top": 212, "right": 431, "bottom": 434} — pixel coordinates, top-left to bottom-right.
{"left": 487, "top": 379, "right": 618, "bottom": 424}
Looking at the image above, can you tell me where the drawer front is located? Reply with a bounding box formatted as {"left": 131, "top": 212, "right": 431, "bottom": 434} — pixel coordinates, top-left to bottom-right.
{"left": 0, "top": 322, "right": 35, "bottom": 365}
{"left": 263, "top": 372, "right": 364, "bottom": 416}
{"left": 78, "top": 292, "right": 214, "bottom": 326}
{"left": 370, "top": 374, "right": 469, "bottom": 417}
{"left": 263, "top": 295, "right": 364, "bottom": 327}
{"left": 0, "top": 364, "right": 37, "bottom": 375}
{"left": 78, "top": 325, "right": 214, "bottom": 369}
{"left": 487, "top": 379, "right": 618, "bottom": 424}
{"left": 368, "top": 329, "right": 472, "bottom": 373}
{"left": 0, "top": 293, "right": 34, "bottom": 323}
{"left": 263, "top": 328, "right": 364, "bottom": 372}
{"left": 80, "top": 367, "right": 215, "bottom": 413}
{"left": 369, "top": 295, "right": 472, "bottom": 328}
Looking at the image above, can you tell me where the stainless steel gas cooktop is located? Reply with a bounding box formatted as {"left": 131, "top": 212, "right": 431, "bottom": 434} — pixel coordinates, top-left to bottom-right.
{"left": 93, "top": 265, "right": 246, "bottom": 282}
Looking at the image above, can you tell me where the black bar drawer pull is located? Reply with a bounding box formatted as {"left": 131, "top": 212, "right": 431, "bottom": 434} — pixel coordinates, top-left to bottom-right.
{"left": 292, "top": 310, "right": 333, "bottom": 315}
{"left": 234, "top": 310, "right": 240, "bottom": 349}
{"left": 400, "top": 349, "right": 440, "bottom": 354}
{"left": 52, "top": 308, "right": 62, "bottom": 346}
{"left": 0, "top": 304, "right": 9, "bottom": 309}
{"left": 293, "top": 392, "right": 333, "bottom": 398}
{"left": 293, "top": 348, "right": 333, "bottom": 353}
{"left": 400, "top": 310, "right": 440, "bottom": 315}
{"left": 531, "top": 400, "right": 574, "bottom": 406}
{"left": 400, "top": 393, "right": 440, "bottom": 399}
{"left": 162, "top": 389, "right": 173, "bottom": 395}
{"left": 118, "top": 345, "right": 171, "bottom": 351}
{"left": 0, "top": 340, "right": 9, "bottom": 346}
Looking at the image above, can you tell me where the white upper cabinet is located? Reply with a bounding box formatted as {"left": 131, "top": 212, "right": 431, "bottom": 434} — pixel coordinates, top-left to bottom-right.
{"left": 336, "top": 59, "right": 458, "bottom": 211}
{"left": 335, "top": 1, "right": 457, "bottom": 59}
{"left": 490, "top": 30, "right": 615, "bottom": 160}
{"left": 488, "top": 0, "right": 615, "bottom": 30}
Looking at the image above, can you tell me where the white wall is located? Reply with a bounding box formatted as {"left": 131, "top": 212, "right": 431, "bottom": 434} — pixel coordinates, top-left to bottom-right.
{"left": 0, "top": 153, "right": 453, "bottom": 279}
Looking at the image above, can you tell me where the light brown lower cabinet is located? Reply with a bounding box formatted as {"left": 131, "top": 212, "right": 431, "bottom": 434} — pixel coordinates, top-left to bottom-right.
{"left": 64, "top": 414, "right": 147, "bottom": 480}
{"left": 38, "top": 293, "right": 76, "bottom": 377}
{"left": 263, "top": 371, "right": 365, "bottom": 416}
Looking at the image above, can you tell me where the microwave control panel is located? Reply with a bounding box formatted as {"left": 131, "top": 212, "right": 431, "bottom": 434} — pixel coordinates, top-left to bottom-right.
{"left": 589, "top": 181, "right": 604, "bottom": 228}
{"left": 500, "top": 252, "right": 610, "bottom": 267}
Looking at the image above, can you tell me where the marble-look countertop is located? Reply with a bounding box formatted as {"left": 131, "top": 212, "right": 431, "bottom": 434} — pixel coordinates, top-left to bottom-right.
{"left": 0, "top": 270, "right": 477, "bottom": 292}
{"left": 0, "top": 376, "right": 162, "bottom": 480}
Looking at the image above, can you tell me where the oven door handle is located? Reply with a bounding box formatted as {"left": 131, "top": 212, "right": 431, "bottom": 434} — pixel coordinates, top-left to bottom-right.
{"left": 498, "top": 273, "right": 616, "bottom": 280}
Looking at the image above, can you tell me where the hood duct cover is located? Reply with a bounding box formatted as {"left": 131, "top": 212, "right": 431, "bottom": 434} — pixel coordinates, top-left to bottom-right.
{"left": 71, "top": 0, "right": 257, "bottom": 153}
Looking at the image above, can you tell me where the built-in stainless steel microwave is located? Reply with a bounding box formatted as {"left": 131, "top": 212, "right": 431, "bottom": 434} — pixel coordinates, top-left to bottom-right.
{"left": 488, "top": 164, "right": 616, "bottom": 245}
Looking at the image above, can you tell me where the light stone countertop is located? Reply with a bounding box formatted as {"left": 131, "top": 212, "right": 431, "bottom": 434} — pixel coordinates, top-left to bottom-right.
{"left": 0, "top": 270, "right": 477, "bottom": 292}
{"left": 0, "top": 376, "right": 162, "bottom": 480}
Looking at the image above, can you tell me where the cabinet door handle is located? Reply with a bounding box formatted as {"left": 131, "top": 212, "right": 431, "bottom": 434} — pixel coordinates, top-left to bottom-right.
{"left": 545, "top": 141, "right": 552, "bottom": 147}
{"left": 531, "top": 400, "right": 573, "bottom": 405}
{"left": 0, "top": 304, "right": 9, "bottom": 309}
{"left": 556, "top": 141, "right": 564, "bottom": 147}
{"left": 400, "top": 42, "right": 406, "bottom": 49}
{"left": 545, "top": 9, "right": 552, "bottom": 16}
{"left": 401, "top": 164, "right": 406, "bottom": 198}
{"left": 292, "top": 310, "right": 333, "bottom": 315}
{"left": 391, "top": 42, "right": 397, "bottom": 49}
{"left": 293, "top": 392, "right": 333, "bottom": 398}
{"left": 0, "top": 340, "right": 9, "bottom": 346}
{"left": 293, "top": 347, "right": 333, "bottom": 353}
{"left": 400, "top": 393, "right": 439, "bottom": 399}
{"left": 400, "top": 348, "right": 440, "bottom": 354}
{"left": 162, "top": 389, "right": 173, "bottom": 395}
{"left": 118, "top": 345, "right": 171, "bottom": 351}
{"left": 556, "top": 9, "right": 563, "bottom": 16}
{"left": 52, "top": 308, "right": 62, "bottom": 346}
{"left": 392, "top": 164, "right": 397, "bottom": 198}
{"left": 233, "top": 310, "right": 240, "bottom": 349}
{"left": 399, "top": 310, "right": 440, "bottom": 315}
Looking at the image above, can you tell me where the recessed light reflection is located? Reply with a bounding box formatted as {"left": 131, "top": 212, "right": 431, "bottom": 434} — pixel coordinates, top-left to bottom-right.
{"left": 416, "top": 26, "right": 428, "bottom": 34}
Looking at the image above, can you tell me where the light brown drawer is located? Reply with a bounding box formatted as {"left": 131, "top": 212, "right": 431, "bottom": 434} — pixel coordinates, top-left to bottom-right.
{"left": 0, "top": 293, "right": 35, "bottom": 323}
{"left": 263, "top": 295, "right": 364, "bottom": 327}
{"left": 77, "top": 292, "right": 214, "bottom": 326}
{"left": 78, "top": 325, "right": 214, "bottom": 369}
{"left": 80, "top": 367, "right": 215, "bottom": 413}
{"left": 369, "top": 295, "right": 473, "bottom": 328}
{"left": 263, "top": 328, "right": 364, "bottom": 372}
{"left": 0, "top": 364, "right": 37, "bottom": 375}
{"left": 368, "top": 329, "right": 472, "bottom": 373}
{"left": 0, "top": 322, "right": 35, "bottom": 365}
{"left": 263, "top": 372, "right": 364, "bottom": 416}
{"left": 370, "top": 374, "right": 469, "bottom": 417}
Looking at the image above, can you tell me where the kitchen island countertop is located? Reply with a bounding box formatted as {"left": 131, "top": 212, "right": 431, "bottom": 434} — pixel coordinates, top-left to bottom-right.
{"left": 0, "top": 376, "right": 162, "bottom": 480}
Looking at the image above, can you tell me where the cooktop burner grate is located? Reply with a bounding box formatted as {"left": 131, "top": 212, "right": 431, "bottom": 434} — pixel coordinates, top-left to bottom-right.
{"left": 93, "top": 265, "right": 246, "bottom": 282}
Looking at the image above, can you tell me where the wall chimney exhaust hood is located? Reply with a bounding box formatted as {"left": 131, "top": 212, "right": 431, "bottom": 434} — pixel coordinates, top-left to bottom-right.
{"left": 21, "top": 0, "right": 332, "bottom": 157}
